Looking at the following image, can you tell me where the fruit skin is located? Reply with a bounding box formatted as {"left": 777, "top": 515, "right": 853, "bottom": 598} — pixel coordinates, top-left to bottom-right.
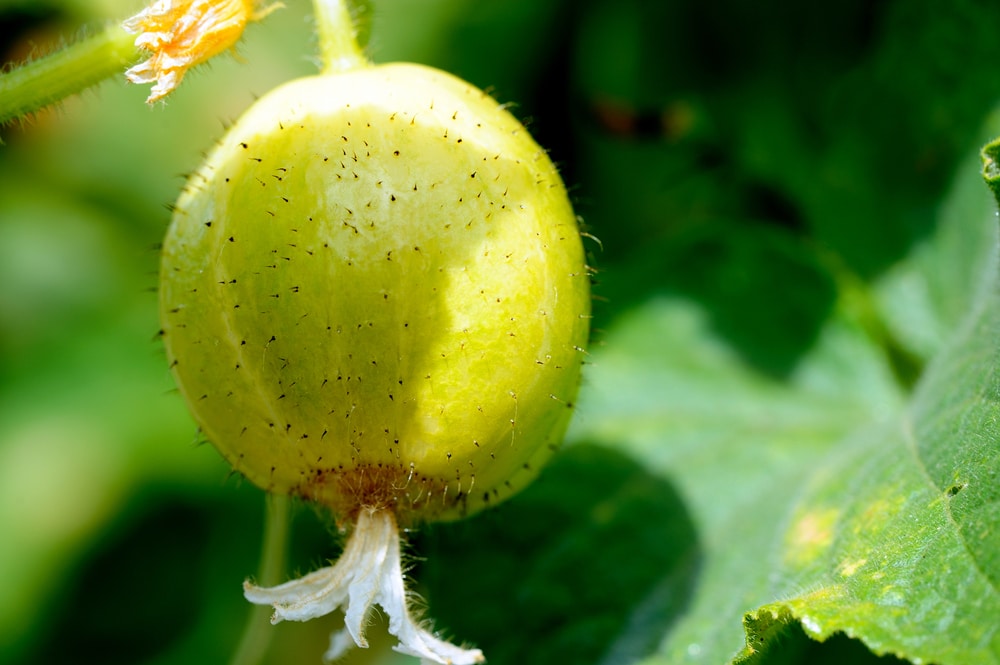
{"left": 160, "top": 62, "right": 589, "bottom": 524}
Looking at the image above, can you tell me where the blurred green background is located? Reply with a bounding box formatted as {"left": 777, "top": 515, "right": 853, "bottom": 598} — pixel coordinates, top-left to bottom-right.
{"left": 2, "top": 1, "right": 999, "bottom": 664}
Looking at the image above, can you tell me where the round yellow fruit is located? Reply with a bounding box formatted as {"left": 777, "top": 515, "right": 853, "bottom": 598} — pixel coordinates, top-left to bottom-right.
{"left": 160, "top": 62, "right": 589, "bottom": 524}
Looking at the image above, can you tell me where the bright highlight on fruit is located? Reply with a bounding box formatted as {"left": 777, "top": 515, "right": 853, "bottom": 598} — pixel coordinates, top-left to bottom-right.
{"left": 158, "top": 4, "right": 590, "bottom": 663}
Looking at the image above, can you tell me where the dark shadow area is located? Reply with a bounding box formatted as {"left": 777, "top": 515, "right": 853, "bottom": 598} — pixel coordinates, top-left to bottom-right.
{"left": 536, "top": 0, "right": 1000, "bottom": 275}
{"left": 743, "top": 622, "right": 911, "bottom": 665}
{"left": 0, "top": 5, "right": 65, "bottom": 69}
{"left": 10, "top": 484, "right": 261, "bottom": 665}
{"left": 413, "top": 443, "right": 701, "bottom": 665}
{"left": 590, "top": 220, "right": 837, "bottom": 379}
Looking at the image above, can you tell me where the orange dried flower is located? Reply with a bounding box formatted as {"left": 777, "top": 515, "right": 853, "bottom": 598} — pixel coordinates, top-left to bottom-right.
{"left": 123, "top": 0, "right": 278, "bottom": 103}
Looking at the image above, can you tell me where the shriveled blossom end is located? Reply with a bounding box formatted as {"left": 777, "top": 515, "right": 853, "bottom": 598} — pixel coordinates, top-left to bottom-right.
{"left": 123, "top": 0, "right": 280, "bottom": 103}
{"left": 244, "top": 509, "right": 485, "bottom": 665}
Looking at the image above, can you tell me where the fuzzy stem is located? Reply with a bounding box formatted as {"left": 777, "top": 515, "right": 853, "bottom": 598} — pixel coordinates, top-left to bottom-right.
{"left": 312, "top": 0, "right": 368, "bottom": 74}
{"left": 0, "top": 22, "right": 140, "bottom": 126}
{"left": 229, "top": 494, "right": 291, "bottom": 665}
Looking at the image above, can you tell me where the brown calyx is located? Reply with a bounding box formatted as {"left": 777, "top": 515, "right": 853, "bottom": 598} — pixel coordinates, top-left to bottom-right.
{"left": 293, "top": 462, "right": 466, "bottom": 527}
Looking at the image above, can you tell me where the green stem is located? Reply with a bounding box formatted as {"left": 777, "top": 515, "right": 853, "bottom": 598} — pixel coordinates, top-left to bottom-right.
{"left": 0, "top": 22, "right": 140, "bottom": 126}
{"left": 980, "top": 137, "right": 1000, "bottom": 210}
{"left": 229, "top": 493, "right": 291, "bottom": 665}
{"left": 312, "top": 0, "right": 368, "bottom": 74}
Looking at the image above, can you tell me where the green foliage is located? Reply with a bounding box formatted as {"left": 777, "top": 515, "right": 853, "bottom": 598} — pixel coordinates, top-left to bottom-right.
{"left": 0, "top": 1, "right": 998, "bottom": 664}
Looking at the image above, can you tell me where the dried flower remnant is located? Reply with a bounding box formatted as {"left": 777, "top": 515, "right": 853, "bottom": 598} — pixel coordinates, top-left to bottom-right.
{"left": 245, "top": 509, "right": 485, "bottom": 664}
{"left": 123, "top": 0, "right": 279, "bottom": 103}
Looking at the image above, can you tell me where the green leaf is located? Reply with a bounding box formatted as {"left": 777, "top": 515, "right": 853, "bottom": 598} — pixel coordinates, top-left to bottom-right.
{"left": 874, "top": 125, "right": 1000, "bottom": 362}
{"left": 417, "top": 442, "right": 700, "bottom": 665}
{"left": 558, "top": 155, "right": 1000, "bottom": 663}
{"left": 735, "top": 273, "right": 1000, "bottom": 664}
{"left": 564, "top": 299, "right": 894, "bottom": 664}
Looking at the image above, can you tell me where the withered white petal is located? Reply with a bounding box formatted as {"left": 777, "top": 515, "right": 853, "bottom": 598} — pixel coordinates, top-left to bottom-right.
{"left": 244, "top": 509, "right": 484, "bottom": 665}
